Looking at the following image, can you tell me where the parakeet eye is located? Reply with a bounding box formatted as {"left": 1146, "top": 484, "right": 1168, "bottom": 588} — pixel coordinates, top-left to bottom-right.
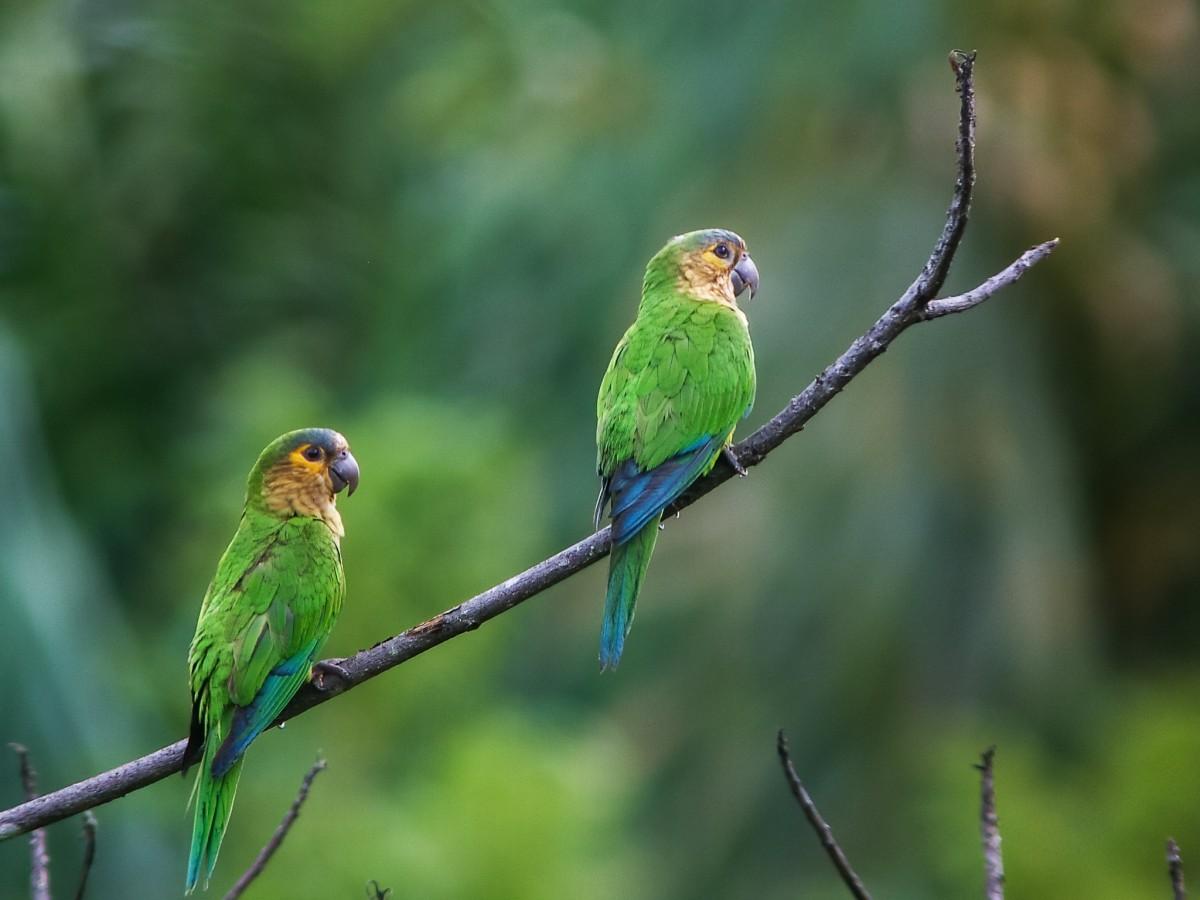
{"left": 713, "top": 243, "right": 731, "bottom": 260}
{"left": 303, "top": 446, "right": 324, "bottom": 462}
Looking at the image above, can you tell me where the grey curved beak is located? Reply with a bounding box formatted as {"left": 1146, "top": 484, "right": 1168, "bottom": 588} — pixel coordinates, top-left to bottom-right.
{"left": 329, "top": 449, "right": 360, "bottom": 496}
{"left": 731, "top": 253, "right": 760, "bottom": 300}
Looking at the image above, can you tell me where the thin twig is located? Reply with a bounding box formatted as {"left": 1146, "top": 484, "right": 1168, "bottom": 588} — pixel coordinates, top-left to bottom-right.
{"left": 680, "top": 48, "right": 987, "bottom": 485}
{"left": 10, "top": 744, "right": 51, "bottom": 900}
{"left": 221, "top": 757, "right": 327, "bottom": 900}
{"left": 0, "top": 51, "right": 1059, "bottom": 842}
{"left": 976, "top": 746, "right": 1005, "bottom": 900}
{"left": 919, "top": 239, "right": 1060, "bottom": 320}
{"left": 776, "top": 731, "right": 871, "bottom": 900}
{"left": 73, "top": 811, "right": 97, "bottom": 900}
{"left": 1169, "top": 839, "right": 1187, "bottom": 900}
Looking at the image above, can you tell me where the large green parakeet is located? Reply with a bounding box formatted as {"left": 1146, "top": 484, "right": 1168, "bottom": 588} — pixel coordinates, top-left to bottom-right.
{"left": 594, "top": 229, "right": 759, "bottom": 669}
{"left": 183, "top": 428, "right": 360, "bottom": 892}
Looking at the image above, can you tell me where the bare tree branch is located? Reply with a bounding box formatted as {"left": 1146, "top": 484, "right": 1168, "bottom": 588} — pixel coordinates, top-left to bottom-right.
{"left": 72, "top": 811, "right": 97, "bottom": 900}
{"left": 1169, "top": 839, "right": 1187, "bottom": 900}
{"left": 0, "top": 50, "right": 1059, "bottom": 842}
{"left": 221, "top": 757, "right": 327, "bottom": 900}
{"left": 776, "top": 731, "right": 871, "bottom": 900}
{"left": 919, "top": 239, "right": 1059, "bottom": 320}
{"left": 976, "top": 746, "right": 1005, "bottom": 900}
{"left": 10, "top": 744, "right": 52, "bottom": 900}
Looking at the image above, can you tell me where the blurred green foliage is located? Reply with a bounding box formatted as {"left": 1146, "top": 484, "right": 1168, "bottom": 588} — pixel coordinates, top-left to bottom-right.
{"left": 2, "top": 0, "right": 1199, "bottom": 896}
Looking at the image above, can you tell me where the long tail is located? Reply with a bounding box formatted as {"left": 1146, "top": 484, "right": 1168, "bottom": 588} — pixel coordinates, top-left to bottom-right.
{"left": 186, "top": 738, "right": 244, "bottom": 893}
{"left": 600, "top": 514, "right": 661, "bottom": 671}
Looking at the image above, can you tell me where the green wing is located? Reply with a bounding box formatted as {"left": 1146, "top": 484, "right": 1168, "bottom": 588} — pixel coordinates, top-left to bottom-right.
{"left": 597, "top": 297, "right": 755, "bottom": 497}
{"left": 184, "top": 514, "right": 344, "bottom": 892}
{"left": 594, "top": 294, "right": 755, "bottom": 669}
{"left": 187, "top": 515, "right": 345, "bottom": 759}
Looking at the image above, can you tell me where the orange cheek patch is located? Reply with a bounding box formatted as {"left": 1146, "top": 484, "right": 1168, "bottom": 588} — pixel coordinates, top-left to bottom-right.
{"left": 287, "top": 448, "right": 328, "bottom": 477}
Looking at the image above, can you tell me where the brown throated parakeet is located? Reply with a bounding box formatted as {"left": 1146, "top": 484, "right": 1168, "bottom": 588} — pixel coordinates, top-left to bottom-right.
{"left": 183, "top": 428, "right": 359, "bottom": 891}
{"left": 595, "top": 229, "right": 758, "bottom": 669}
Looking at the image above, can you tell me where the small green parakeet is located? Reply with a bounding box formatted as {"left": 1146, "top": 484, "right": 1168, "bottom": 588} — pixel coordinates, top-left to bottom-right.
{"left": 183, "top": 428, "right": 360, "bottom": 892}
{"left": 594, "top": 229, "right": 759, "bottom": 669}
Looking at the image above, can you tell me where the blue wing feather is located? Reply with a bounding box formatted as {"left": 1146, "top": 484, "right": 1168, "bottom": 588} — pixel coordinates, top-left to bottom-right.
{"left": 210, "top": 639, "right": 320, "bottom": 778}
{"left": 609, "top": 435, "right": 722, "bottom": 546}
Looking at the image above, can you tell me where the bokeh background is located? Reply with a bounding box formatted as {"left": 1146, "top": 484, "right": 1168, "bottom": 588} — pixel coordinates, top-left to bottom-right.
{"left": 2, "top": 0, "right": 1198, "bottom": 897}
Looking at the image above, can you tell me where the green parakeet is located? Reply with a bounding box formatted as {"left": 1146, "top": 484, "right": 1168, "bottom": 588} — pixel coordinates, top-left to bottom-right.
{"left": 183, "top": 428, "right": 360, "bottom": 892}
{"left": 594, "top": 229, "right": 759, "bottom": 669}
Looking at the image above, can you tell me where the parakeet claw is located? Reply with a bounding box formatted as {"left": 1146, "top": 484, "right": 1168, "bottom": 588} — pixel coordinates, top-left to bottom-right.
{"left": 723, "top": 446, "right": 747, "bottom": 477}
{"left": 311, "top": 659, "right": 351, "bottom": 691}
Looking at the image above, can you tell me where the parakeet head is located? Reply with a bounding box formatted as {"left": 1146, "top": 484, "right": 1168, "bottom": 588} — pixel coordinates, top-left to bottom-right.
{"left": 647, "top": 228, "right": 760, "bottom": 307}
{"left": 245, "top": 428, "right": 360, "bottom": 530}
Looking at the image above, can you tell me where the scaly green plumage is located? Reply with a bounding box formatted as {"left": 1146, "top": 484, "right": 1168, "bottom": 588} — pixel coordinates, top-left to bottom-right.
{"left": 184, "top": 428, "right": 359, "bottom": 892}
{"left": 595, "top": 229, "right": 758, "bottom": 669}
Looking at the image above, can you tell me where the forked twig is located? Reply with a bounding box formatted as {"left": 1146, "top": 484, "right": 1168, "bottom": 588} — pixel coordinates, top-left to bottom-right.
{"left": 73, "top": 811, "right": 97, "bottom": 900}
{"left": 776, "top": 731, "right": 871, "bottom": 900}
{"left": 221, "top": 757, "right": 327, "bottom": 900}
{"left": 1169, "top": 839, "right": 1187, "bottom": 900}
{"left": 976, "top": 747, "right": 1005, "bottom": 900}
{"left": 10, "top": 744, "right": 52, "bottom": 900}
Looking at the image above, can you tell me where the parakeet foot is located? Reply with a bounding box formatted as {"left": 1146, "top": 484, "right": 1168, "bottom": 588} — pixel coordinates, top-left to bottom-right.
{"left": 723, "top": 446, "right": 747, "bottom": 477}
{"left": 311, "top": 659, "right": 351, "bottom": 691}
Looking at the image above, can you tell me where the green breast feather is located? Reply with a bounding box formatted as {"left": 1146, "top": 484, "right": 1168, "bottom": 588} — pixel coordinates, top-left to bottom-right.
{"left": 597, "top": 295, "right": 755, "bottom": 478}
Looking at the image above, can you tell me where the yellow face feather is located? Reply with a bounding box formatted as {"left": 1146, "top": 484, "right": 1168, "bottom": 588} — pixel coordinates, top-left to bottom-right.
{"left": 261, "top": 439, "right": 349, "bottom": 537}
{"left": 675, "top": 234, "right": 749, "bottom": 308}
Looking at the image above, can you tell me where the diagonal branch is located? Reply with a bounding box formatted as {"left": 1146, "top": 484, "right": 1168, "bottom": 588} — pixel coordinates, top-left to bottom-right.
{"left": 0, "top": 50, "right": 1058, "bottom": 842}
{"left": 977, "top": 746, "right": 1005, "bottom": 900}
{"left": 221, "top": 757, "right": 326, "bottom": 900}
{"left": 776, "top": 730, "right": 871, "bottom": 900}
{"left": 10, "top": 744, "right": 52, "bottom": 900}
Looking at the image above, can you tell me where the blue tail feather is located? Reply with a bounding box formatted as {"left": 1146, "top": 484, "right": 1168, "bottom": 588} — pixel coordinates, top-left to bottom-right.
{"left": 600, "top": 517, "right": 660, "bottom": 670}
{"left": 186, "top": 740, "right": 243, "bottom": 893}
{"left": 599, "top": 436, "right": 721, "bottom": 668}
